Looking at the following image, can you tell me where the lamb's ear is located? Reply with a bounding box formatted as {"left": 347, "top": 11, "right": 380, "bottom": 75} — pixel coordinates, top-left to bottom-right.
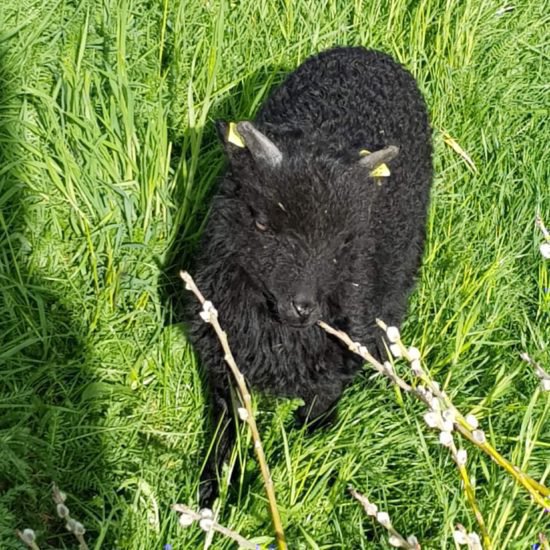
{"left": 216, "top": 120, "right": 283, "bottom": 169}
{"left": 358, "top": 145, "right": 400, "bottom": 174}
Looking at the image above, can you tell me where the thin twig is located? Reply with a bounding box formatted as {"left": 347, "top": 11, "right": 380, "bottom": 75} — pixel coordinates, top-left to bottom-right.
{"left": 385, "top": 324, "right": 492, "bottom": 548}
{"left": 396, "top": 343, "right": 550, "bottom": 505}
{"left": 180, "top": 271, "right": 287, "bottom": 550}
{"left": 318, "top": 320, "right": 413, "bottom": 394}
{"left": 449, "top": 443, "right": 489, "bottom": 546}
{"left": 172, "top": 504, "right": 257, "bottom": 549}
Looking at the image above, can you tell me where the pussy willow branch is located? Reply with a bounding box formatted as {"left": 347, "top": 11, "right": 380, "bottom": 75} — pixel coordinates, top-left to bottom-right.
{"left": 180, "top": 271, "right": 287, "bottom": 550}
{"left": 349, "top": 487, "right": 420, "bottom": 549}
{"left": 16, "top": 530, "right": 40, "bottom": 550}
{"left": 52, "top": 484, "right": 88, "bottom": 550}
{"left": 387, "top": 326, "right": 488, "bottom": 548}
{"left": 379, "top": 319, "right": 549, "bottom": 506}
{"left": 319, "top": 321, "right": 550, "bottom": 544}
{"left": 319, "top": 319, "right": 550, "bottom": 539}
{"left": 448, "top": 439, "right": 489, "bottom": 546}
{"left": 318, "top": 320, "right": 490, "bottom": 547}
{"left": 172, "top": 504, "right": 257, "bottom": 549}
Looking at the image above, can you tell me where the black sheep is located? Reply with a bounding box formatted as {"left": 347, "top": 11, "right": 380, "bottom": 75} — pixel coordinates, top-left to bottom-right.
{"left": 187, "top": 46, "right": 432, "bottom": 503}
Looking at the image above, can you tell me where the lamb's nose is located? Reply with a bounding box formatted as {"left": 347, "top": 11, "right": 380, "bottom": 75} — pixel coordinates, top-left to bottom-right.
{"left": 292, "top": 294, "right": 316, "bottom": 319}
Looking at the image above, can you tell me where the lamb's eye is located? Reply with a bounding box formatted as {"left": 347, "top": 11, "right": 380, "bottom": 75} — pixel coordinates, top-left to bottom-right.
{"left": 255, "top": 220, "right": 268, "bottom": 232}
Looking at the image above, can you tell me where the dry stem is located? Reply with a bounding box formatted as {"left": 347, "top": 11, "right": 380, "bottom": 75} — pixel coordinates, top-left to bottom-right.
{"left": 180, "top": 271, "right": 286, "bottom": 550}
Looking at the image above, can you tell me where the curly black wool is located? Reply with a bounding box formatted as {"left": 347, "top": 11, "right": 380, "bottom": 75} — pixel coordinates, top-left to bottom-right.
{"left": 187, "top": 46, "right": 432, "bottom": 502}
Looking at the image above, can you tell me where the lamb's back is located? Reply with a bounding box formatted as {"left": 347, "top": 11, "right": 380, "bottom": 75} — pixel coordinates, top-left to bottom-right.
{"left": 255, "top": 47, "right": 429, "bottom": 160}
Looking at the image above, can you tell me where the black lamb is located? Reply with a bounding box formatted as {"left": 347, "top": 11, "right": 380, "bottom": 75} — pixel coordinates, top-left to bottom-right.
{"left": 186, "top": 46, "right": 432, "bottom": 503}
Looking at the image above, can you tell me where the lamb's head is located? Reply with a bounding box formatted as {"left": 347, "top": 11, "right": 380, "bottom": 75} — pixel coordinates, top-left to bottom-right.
{"left": 212, "top": 121, "right": 398, "bottom": 328}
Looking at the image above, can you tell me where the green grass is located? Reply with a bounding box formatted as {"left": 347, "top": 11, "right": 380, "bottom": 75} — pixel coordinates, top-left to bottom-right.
{"left": 1, "top": 0, "right": 548, "bottom": 548}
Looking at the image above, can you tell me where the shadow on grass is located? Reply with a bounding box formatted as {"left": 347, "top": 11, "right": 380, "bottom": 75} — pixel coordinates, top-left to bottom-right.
{"left": 0, "top": 44, "right": 111, "bottom": 549}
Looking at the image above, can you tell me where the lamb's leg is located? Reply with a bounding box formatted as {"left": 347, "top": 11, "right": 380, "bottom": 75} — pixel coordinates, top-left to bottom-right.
{"left": 295, "top": 380, "right": 345, "bottom": 429}
{"left": 296, "top": 400, "right": 338, "bottom": 429}
{"left": 199, "top": 383, "right": 235, "bottom": 507}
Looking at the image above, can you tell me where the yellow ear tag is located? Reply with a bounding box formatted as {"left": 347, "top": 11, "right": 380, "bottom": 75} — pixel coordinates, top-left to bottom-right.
{"left": 227, "top": 122, "right": 246, "bottom": 148}
{"left": 359, "top": 149, "right": 391, "bottom": 177}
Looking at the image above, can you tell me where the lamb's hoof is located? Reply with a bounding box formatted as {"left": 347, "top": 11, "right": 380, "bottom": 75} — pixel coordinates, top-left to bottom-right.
{"left": 198, "top": 478, "right": 218, "bottom": 508}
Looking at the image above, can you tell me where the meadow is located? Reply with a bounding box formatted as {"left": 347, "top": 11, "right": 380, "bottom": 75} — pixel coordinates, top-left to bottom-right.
{"left": 0, "top": 0, "right": 548, "bottom": 548}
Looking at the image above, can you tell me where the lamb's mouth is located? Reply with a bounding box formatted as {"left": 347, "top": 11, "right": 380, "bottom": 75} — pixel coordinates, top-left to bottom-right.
{"left": 265, "top": 294, "right": 320, "bottom": 328}
{"left": 276, "top": 303, "right": 321, "bottom": 328}
{"left": 266, "top": 295, "right": 314, "bottom": 329}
